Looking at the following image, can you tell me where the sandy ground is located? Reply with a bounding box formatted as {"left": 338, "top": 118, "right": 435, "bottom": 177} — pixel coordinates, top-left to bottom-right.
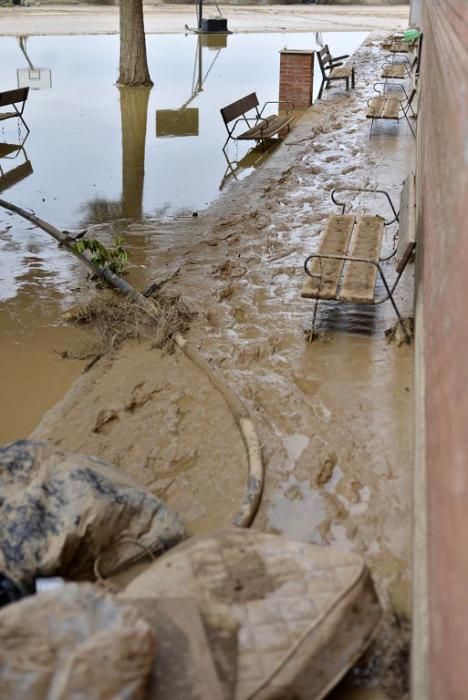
{"left": 0, "top": 4, "right": 410, "bottom": 35}
{"left": 32, "top": 30, "right": 415, "bottom": 698}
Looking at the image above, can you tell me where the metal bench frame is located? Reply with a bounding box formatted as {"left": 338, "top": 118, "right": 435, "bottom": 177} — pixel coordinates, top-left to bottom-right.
{"left": 367, "top": 83, "right": 417, "bottom": 137}
{"left": 0, "top": 88, "right": 30, "bottom": 133}
{"left": 303, "top": 181, "right": 416, "bottom": 343}
{"left": 220, "top": 92, "right": 294, "bottom": 153}
{"left": 317, "top": 45, "right": 355, "bottom": 100}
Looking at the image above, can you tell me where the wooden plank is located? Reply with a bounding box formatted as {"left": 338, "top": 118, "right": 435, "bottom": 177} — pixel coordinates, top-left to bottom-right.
{"left": 330, "top": 66, "right": 353, "bottom": 78}
{"left": 396, "top": 173, "right": 416, "bottom": 274}
{"left": 237, "top": 114, "right": 292, "bottom": 141}
{"left": 367, "top": 96, "right": 400, "bottom": 120}
{"left": 381, "top": 65, "right": 406, "bottom": 79}
{"left": 220, "top": 92, "right": 259, "bottom": 125}
{"left": 339, "top": 216, "right": 384, "bottom": 303}
{"left": 383, "top": 98, "right": 401, "bottom": 119}
{"left": 301, "top": 215, "right": 355, "bottom": 300}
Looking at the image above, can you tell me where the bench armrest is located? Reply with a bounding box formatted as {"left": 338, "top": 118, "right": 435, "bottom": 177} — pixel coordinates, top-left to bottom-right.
{"left": 372, "top": 83, "right": 409, "bottom": 105}
{"left": 228, "top": 115, "right": 263, "bottom": 132}
{"left": 260, "top": 100, "right": 294, "bottom": 115}
{"left": 330, "top": 186, "right": 399, "bottom": 224}
{"left": 304, "top": 252, "right": 380, "bottom": 276}
{"left": 330, "top": 53, "right": 349, "bottom": 61}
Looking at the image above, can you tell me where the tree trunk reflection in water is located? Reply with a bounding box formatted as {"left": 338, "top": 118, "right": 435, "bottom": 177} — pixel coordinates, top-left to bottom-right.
{"left": 119, "top": 86, "right": 151, "bottom": 220}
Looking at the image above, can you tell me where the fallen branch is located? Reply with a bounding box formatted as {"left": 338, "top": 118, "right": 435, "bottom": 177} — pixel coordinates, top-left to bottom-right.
{"left": 0, "top": 197, "right": 264, "bottom": 528}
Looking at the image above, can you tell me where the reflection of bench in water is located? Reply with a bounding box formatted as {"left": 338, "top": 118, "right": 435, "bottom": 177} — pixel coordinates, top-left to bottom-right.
{"left": 219, "top": 142, "right": 279, "bottom": 191}
{"left": 0, "top": 141, "right": 33, "bottom": 193}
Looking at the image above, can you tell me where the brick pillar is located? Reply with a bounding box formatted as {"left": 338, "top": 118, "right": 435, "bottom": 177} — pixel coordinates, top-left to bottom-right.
{"left": 279, "top": 49, "right": 315, "bottom": 110}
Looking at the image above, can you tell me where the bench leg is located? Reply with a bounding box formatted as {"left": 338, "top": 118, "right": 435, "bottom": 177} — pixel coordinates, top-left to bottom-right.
{"left": 309, "top": 298, "right": 320, "bottom": 342}
{"left": 318, "top": 79, "right": 325, "bottom": 100}
{"left": 377, "top": 267, "right": 412, "bottom": 344}
{"left": 351, "top": 68, "right": 355, "bottom": 89}
{"left": 403, "top": 112, "right": 416, "bottom": 138}
{"left": 345, "top": 78, "right": 349, "bottom": 91}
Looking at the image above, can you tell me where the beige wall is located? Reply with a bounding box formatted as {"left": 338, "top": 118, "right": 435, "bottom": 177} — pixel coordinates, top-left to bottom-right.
{"left": 417, "top": 1, "right": 468, "bottom": 698}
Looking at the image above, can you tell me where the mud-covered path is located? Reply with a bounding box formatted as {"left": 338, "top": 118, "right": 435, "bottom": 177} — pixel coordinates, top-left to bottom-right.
{"left": 33, "top": 35, "right": 414, "bottom": 697}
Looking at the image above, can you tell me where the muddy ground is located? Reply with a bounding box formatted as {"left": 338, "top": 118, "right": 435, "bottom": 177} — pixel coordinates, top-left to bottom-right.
{"left": 29, "top": 30, "right": 415, "bottom": 698}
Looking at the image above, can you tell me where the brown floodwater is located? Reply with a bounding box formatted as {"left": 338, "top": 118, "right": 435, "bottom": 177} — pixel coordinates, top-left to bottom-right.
{"left": 0, "top": 30, "right": 367, "bottom": 443}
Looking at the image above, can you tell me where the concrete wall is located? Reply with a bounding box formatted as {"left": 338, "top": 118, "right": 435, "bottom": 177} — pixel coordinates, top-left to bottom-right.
{"left": 417, "top": 1, "right": 468, "bottom": 698}
{"left": 410, "top": 0, "right": 423, "bottom": 26}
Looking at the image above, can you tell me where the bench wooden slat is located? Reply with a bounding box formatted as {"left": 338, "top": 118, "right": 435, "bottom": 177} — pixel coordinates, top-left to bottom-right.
{"left": 381, "top": 65, "right": 406, "bottom": 79}
{"left": 339, "top": 216, "right": 385, "bottom": 303}
{"left": 220, "top": 92, "right": 259, "bottom": 125}
{"left": 367, "top": 96, "right": 400, "bottom": 120}
{"left": 301, "top": 215, "right": 355, "bottom": 300}
{"left": 396, "top": 173, "right": 416, "bottom": 274}
{"left": 237, "top": 114, "right": 293, "bottom": 141}
{"left": 382, "top": 41, "right": 411, "bottom": 53}
{"left": 330, "top": 66, "right": 353, "bottom": 79}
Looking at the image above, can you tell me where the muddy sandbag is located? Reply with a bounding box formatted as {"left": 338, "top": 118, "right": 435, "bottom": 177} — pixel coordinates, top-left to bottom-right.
{"left": 121, "top": 529, "right": 382, "bottom": 700}
{"left": 0, "top": 582, "right": 156, "bottom": 700}
{"left": 0, "top": 440, "right": 186, "bottom": 587}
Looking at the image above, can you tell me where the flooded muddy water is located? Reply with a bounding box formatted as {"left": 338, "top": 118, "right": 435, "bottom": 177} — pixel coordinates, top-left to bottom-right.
{"left": 0, "top": 30, "right": 366, "bottom": 442}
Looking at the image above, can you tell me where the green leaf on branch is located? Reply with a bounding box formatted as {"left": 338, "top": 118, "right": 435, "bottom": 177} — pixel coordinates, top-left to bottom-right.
{"left": 73, "top": 235, "right": 128, "bottom": 276}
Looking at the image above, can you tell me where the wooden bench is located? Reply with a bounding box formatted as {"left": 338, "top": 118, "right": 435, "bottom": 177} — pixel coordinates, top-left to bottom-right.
{"left": 381, "top": 33, "right": 423, "bottom": 81}
{"left": 381, "top": 56, "right": 416, "bottom": 80}
{"left": 301, "top": 175, "right": 416, "bottom": 343}
{"left": 366, "top": 83, "right": 417, "bottom": 137}
{"left": 0, "top": 88, "right": 30, "bottom": 133}
{"left": 220, "top": 92, "right": 294, "bottom": 152}
{"left": 317, "top": 45, "right": 355, "bottom": 100}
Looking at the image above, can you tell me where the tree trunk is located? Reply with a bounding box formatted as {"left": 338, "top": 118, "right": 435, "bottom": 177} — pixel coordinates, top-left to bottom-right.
{"left": 118, "top": 0, "right": 153, "bottom": 87}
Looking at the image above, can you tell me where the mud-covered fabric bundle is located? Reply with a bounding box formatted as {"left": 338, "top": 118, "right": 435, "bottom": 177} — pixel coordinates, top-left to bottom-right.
{"left": 0, "top": 583, "right": 156, "bottom": 700}
{"left": 121, "top": 529, "right": 382, "bottom": 700}
{"left": 0, "top": 440, "right": 186, "bottom": 588}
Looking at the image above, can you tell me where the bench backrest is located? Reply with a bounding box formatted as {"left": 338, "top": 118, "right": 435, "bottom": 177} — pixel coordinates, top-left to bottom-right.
{"left": 317, "top": 48, "right": 330, "bottom": 77}
{"left": 396, "top": 173, "right": 416, "bottom": 274}
{"left": 0, "top": 88, "right": 29, "bottom": 109}
{"left": 220, "top": 93, "right": 259, "bottom": 125}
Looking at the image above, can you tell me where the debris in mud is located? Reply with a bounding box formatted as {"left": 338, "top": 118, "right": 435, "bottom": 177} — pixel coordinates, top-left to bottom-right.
{"left": 0, "top": 440, "right": 186, "bottom": 587}
{"left": 316, "top": 454, "right": 338, "bottom": 486}
{"left": 0, "top": 583, "right": 156, "bottom": 700}
{"left": 385, "top": 318, "right": 414, "bottom": 346}
{"left": 212, "top": 259, "right": 247, "bottom": 279}
{"left": 344, "top": 612, "right": 410, "bottom": 699}
{"left": 63, "top": 291, "right": 196, "bottom": 354}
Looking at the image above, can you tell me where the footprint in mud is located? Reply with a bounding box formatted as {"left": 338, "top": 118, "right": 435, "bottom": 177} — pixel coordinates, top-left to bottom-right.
{"left": 341, "top": 165, "right": 357, "bottom": 175}
{"left": 93, "top": 409, "right": 119, "bottom": 434}
{"left": 324, "top": 155, "right": 340, "bottom": 163}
